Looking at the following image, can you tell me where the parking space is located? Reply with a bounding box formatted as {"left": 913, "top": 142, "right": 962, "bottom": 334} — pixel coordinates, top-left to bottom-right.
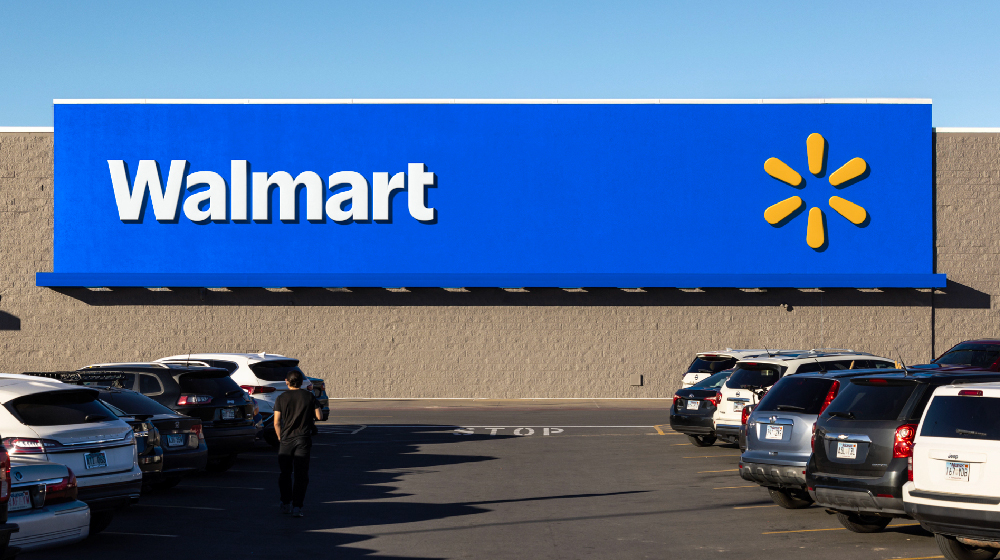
{"left": 31, "top": 402, "right": 942, "bottom": 560}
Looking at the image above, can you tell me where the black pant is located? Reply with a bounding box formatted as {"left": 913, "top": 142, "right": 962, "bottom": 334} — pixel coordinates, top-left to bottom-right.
{"left": 278, "top": 437, "right": 312, "bottom": 508}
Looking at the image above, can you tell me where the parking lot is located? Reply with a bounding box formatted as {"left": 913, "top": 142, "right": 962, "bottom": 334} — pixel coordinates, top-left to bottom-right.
{"left": 33, "top": 400, "right": 942, "bottom": 560}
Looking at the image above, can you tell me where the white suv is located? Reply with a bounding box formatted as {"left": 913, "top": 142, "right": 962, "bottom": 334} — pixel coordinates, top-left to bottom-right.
{"left": 682, "top": 349, "right": 784, "bottom": 388}
{"left": 0, "top": 374, "right": 141, "bottom": 535}
{"left": 904, "top": 382, "right": 1000, "bottom": 560}
{"left": 714, "top": 350, "right": 895, "bottom": 444}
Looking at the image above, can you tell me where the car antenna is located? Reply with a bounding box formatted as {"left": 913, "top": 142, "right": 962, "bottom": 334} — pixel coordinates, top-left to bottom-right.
{"left": 896, "top": 347, "right": 910, "bottom": 376}
{"left": 764, "top": 345, "right": 773, "bottom": 358}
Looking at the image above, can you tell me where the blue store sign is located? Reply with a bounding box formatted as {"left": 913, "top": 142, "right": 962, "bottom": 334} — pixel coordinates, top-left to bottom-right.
{"left": 37, "top": 99, "right": 944, "bottom": 288}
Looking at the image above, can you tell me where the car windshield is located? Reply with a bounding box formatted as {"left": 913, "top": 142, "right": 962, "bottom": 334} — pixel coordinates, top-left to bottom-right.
{"left": 823, "top": 380, "right": 918, "bottom": 421}
{"left": 249, "top": 360, "right": 304, "bottom": 382}
{"left": 933, "top": 343, "right": 1000, "bottom": 368}
{"left": 105, "top": 390, "right": 177, "bottom": 416}
{"left": 691, "top": 370, "right": 733, "bottom": 389}
{"left": 756, "top": 377, "right": 837, "bottom": 414}
{"left": 686, "top": 356, "right": 738, "bottom": 374}
{"left": 727, "top": 363, "right": 786, "bottom": 389}
{"left": 920, "top": 395, "right": 1000, "bottom": 441}
{"left": 9, "top": 389, "right": 118, "bottom": 426}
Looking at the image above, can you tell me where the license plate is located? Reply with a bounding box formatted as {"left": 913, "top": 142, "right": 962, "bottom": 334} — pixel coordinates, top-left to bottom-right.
{"left": 836, "top": 442, "right": 858, "bottom": 459}
{"left": 765, "top": 425, "right": 784, "bottom": 440}
{"left": 8, "top": 491, "right": 31, "bottom": 512}
{"left": 733, "top": 402, "right": 746, "bottom": 412}
{"left": 686, "top": 400, "right": 700, "bottom": 410}
{"left": 221, "top": 408, "right": 236, "bottom": 420}
{"left": 945, "top": 461, "right": 971, "bottom": 481}
{"left": 84, "top": 450, "right": 108, "bottom": 469}
{"left": 166, "top": 434, "right": 185, "bottom": 447}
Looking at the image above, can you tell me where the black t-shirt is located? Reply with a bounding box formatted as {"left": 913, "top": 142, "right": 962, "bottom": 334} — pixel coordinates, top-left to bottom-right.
{"left": 274, "top": 389, "right": 320, "bottom": 440}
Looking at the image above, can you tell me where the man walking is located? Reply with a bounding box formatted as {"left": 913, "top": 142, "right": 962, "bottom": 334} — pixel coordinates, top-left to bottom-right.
{"left": 273, "top": 369, "right": 322, "bottom": 517}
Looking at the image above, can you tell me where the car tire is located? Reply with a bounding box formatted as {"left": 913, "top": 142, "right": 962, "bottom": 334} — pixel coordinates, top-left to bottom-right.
{"left": 687, "top": 435, "right": 717, "bottom": 447}
{"left": 767, "top": 487, "right": 813, "bottom": 509}
{"left": 205, "top": 454, "right": 237, "bottom": 473}
{"left": 89, "top": 512, "right": 115, "bottom": 536}
{"left": 835, "top": 512, "right": 892, "bottom": 533}
{"left": 935, "top": 534, "right": 999, "bottom": 560}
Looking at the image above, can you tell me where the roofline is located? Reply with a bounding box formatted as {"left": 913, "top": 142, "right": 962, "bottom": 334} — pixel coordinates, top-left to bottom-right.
{"left": 52, "top": 98, "right": 933, "bottom": 105}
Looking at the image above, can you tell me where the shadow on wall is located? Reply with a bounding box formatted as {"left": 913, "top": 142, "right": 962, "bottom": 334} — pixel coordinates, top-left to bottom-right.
{"left": 0, "top": 311, "right": 20, "bottom": 330}
{"left": 47, "top": 282, "right": 989, "bottom": 309}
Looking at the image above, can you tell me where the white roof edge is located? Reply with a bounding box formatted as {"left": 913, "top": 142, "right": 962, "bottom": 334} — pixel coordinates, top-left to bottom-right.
{"left": 0, "top": 127, "right": 53, "bottom": 132}
{"left": 934, "top": 127, "right": 1000, "bottom": 133}
{"left": 52, "top": 98, "right": 933, "bottom": 105}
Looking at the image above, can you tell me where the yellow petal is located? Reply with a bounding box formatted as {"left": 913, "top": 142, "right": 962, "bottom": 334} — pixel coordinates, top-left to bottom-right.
{"left": 829, "top": 196, "right": 867, "bottom": 225}
{"left": 829, "top": 157, "right": 868, "bottom": 186}
{"left": 764, "top": 196, "right": 804, "bottom": 225}
{"left": 764, "top": 157, "right": 802, "bottom": 187}
{"left": 807, "top": 133, "right": 826, "bottom": 176}
{"left": 807, "top": 207, "right": 826, "bottom": 249}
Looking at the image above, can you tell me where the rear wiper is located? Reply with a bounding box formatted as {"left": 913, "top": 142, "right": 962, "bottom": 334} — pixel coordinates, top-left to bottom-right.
{"left": 775, "top": 404, "right": 806, "bottom": 412}
{"left": 828, "top": 411, "right": 855, "bottom": 419}
{"left": 956, "top": 428, "right": 987, "bottom": 437}
{"left": 697, "top": 369, "right": 713, "bottom": 373}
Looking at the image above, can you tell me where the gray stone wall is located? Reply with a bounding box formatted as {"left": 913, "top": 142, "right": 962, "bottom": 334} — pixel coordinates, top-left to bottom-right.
{"left": 0, "top": 132, "right": 991, "bottom": 397}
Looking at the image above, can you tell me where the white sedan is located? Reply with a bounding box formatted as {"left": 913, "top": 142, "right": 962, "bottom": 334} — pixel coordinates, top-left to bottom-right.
{"left": 9, "top": 460, "right": 90, "bottom": 551}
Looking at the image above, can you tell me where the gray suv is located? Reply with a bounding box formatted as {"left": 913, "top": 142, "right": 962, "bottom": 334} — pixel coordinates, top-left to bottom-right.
{"left": 740, "top": 369, "right": 898, "bottom": 508}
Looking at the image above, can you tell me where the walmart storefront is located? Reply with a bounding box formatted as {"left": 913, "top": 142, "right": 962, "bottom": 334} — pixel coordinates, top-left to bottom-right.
{"left": 0, "top": 99, "right": 996, "bottom": 397}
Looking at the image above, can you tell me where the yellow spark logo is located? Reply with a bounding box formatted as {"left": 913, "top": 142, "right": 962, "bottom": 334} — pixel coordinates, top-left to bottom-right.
{"left": 764, "top": 133, "right": 869, "bottom": 250}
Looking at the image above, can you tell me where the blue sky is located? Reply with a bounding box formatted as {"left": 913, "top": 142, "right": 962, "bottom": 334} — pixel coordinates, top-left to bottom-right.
{"left": 2, "top": 1, "right": 998, "bottom": 126}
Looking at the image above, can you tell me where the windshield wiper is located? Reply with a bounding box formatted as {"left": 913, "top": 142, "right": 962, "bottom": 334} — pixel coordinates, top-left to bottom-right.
{"left": 775, "top": 404, "right": 806, "bottom": 412}
{"left": 956, "top": 428, "right": 987, "bottom": 437}
{"left": 828, "top": 411, "right": 855, "bottom": 419}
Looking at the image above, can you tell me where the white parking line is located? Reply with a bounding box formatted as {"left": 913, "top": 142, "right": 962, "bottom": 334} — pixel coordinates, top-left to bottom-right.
{"left": 184, "top": 486, "right": 264, "bottom": 491}
{"left": 104, "top": 532, "right": 178, "bottom": 538}
{"left": 134, "top": 504, "right": 225, "bottom": 511}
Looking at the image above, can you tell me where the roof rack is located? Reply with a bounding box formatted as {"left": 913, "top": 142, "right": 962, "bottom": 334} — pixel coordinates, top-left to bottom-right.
{"left": 809, "top": 348, "right": 856, "bottom": 353}
{"left": 21, "top": 371, "right": 128, "bottom": 388}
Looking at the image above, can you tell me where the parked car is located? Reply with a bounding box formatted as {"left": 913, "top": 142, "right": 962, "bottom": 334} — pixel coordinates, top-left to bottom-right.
{"left": 681, "top": 350, "right": 781, "bottom": 388}
{"left": 807, "top": 369, "right": 1000, "bottom": 533}
{"left": 0, "top": 374, "right": 141, "bottom": 535}
{"left": 740, "top": 369, "right": 899, "bottom": 509}
{"left": 9, "top": 459, "right": 89, "bottom": 550}
{"left": 154, "top": 353, "right": 330, "bottom": 421}
{"left": 914, "top": 339, "right": 1000, "bottom": 371}
{"left": 670, "top": 369, "right": 733, "bottom": 446}
{"left": 903, "top": 382, "right": 1000, "bottom": 560}
{"left": 77, "top": 363, "right": 255, "bottom": 473}
{"left": 0, "top": 444, "right": 19, "bottom": 556}
{"left": 714, "top": 350, "right": 895, "bottom": 445}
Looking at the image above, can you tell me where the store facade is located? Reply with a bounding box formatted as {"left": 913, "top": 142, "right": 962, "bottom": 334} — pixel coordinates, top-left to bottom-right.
{"left": 0, "top": 100, "right": 997, "bottom": 397}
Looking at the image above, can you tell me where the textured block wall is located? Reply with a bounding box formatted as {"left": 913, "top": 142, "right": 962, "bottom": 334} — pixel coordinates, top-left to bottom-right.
{"left": 0, "top": 132, "right": 990, "bottom": 397}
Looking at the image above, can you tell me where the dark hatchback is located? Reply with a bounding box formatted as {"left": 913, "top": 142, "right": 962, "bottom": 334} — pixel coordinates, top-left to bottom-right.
{"left": 78, "top": 364, "right": 255, "bottom": 472}
{"left": 670, "top": 370, "right": 733, "bottom": 447}
{"left": 806, "top": 369, "right": 1000, "bottom": 533}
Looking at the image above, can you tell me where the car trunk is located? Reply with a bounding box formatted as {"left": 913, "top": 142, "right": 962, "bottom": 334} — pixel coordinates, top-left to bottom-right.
{"left": 673, "top": 388, "right": 719, "bottom": 417}
{"left": 748, "top": 376, "right": 840, "bottom": 460}
{"left": 151, "top": 414, "right": 203, "bottom": 450}
{"left": 174, "top": 371, "right": 253, "bottom": 427}
{"left": 915, "top": 394, "right": 1000, "bottom": 498}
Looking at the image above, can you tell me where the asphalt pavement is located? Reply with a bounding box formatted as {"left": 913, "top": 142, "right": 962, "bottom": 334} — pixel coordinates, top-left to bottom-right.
{"left": 29, "top": 400, "right": 942, "bottom": 559}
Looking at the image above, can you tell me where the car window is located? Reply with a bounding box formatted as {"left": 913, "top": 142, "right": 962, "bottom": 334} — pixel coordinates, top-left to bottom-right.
{"left": 727, "top": 364, "right": 787, "bottom": 389}
{"left": 204, "top": 360, "right": 239, "bottom": 374}
{"left": 107, "top": 391, "right": 177, "bottom": 416}
{"left": 824, "top": 380, "right": 918, "bottom": 421}
{"left": 178, "top": 372, "right": 243, "bottom": 396}
{"left": 8, "top": 389, "right": 117, "bottom": 426}
{"left": 866, "top": 360, "right": 896, "bottom": 369}
{"left": 933, "top": 343, "right": 1000, "bottom": 368}
{"left": 691, "top": 370, "right": 732, "bottom": 389}
{"left": 920, "top": 396, "right": 1000, "bottom": 440}
{"left": 686, "top": 356, "right": 738, "bottom": 375}
{"left": 248, "top": 360, "right": 304, "bottom": 382}
{"left": 756, "top": 377, "right": 838, "bottom": 414}
{"left": 794, "top": 362, "right": 826, "bottom": 374}
{"left": 139, "top": 374, "right": 164, "bottom": 395}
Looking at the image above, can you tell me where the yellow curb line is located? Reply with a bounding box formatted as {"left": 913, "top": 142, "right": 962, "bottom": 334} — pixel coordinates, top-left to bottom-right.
{"left": 762, "top": 522, "right": 921, "bottom": 535}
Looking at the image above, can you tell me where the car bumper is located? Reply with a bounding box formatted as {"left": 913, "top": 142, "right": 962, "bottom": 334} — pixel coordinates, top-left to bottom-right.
{"left": 149, "top": 444, "right": 209, "bottom": 479}
{"left": 137, "top": 447, "right": 164, "bottom": 474}
{"left": 669, "top": 413, "right": 715, "bottom": 435}
{"left": 716, "top": 424, "right": 741, "bottom": 441}
{"left": 77, "top": 466, "right": 143, "bottom": 512}
{"left": 810, "top": 486, "right": 905, "bottom": 516}
{"left": 204, "top": 425, "right": 257, "bottom": 456}
{"left": 808, "top": 463, "right": 909, "bottom": 516}
{"left": 9, "top": 500, "right": 89, "bottom": 551}
{"left": 904, "top": 499, "right": 1000, "bottom": 540}
{"left": 740, "top": 460, "right": 807, "bottom": 489}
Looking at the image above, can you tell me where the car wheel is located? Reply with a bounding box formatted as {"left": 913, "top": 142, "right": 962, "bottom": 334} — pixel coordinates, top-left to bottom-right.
{"left": 205, "top": 454, "right": 237, "bottom": 473}
{"left": 835, "top": 512, "right": 892, "bottom": 533}
{"left": 767, "top": 487, "right": 813, "bottom": 509}
{"left": 687, "top": 435, "right": 717, "bottom": 447}
{"left": 935, "top": 534, "right": 999, "bottom": 560}
{"left": 89, "top": 511, "right": 115, "bottom": 535}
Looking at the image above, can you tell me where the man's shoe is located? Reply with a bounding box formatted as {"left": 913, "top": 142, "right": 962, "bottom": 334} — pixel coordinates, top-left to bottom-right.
{"left": 280, "top": 502, "right": 291, "bottom": 514}
{"left": 291, "top": 507, "right": 303, "bottom": 518}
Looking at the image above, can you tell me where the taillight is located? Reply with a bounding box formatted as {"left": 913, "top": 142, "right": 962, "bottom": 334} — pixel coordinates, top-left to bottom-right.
{"left": 1, "top": 437, "right": 61, "bottom": 454}
{"left": 893, "top": 423, "right": 918, "bottom": 458}
{"left": 672, "top": 395, "right": 681, "bottom": 407}
{"left": 818, "top": 380, "right": 840, "bottom": 415}
{"left": 240, "top": 385, "right": 276, "bottom": 395}
{"left": 192, "top": 424, "right": 205, "bottom": 440}
{"left": 44, "top": 468, "right": 78, "bottom": 506}
{"left": 709, "top": 392, "right": 722, "bottom": 407}
{"left": 177, "top": 395, "right": 213, "bottom": 406}
{"left": 811, "top": 422, "right": 817, "bottom": 451}
{"left": 0, "top": 447, "right": 9, "bottom": 503}
{"left": 959, "top": 390, "right": 984, "bottom": 396}
{"left": 741, "top": 405, "right": 752, "bottom": 425}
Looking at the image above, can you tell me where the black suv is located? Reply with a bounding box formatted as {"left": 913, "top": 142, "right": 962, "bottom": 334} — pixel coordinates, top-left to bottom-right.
{"left": 670, "top": 369, "right": 733, "bottom": 447}
{"left": 78, "top": 364, "right": 255, "bottom": 472}
{"left": 806, "top": 370, "right": 1000, "bottom": 532}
